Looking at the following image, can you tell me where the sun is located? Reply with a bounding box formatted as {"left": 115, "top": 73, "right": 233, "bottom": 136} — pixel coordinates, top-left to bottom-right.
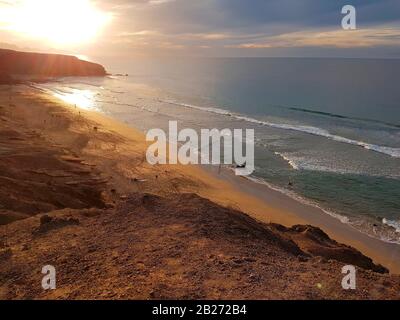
{"left": 4, "top": 0, "right": 111, "bottom": 45}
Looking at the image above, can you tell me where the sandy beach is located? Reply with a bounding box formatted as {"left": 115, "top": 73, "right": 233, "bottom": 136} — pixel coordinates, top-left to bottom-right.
{"left": 1, "top": 84, "right": 399, "bottom": 299}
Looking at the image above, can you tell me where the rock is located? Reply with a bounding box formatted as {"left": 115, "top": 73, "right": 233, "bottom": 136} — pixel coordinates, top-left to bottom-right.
{"left": 298, "top": 255, "right": 309, "bottom": 263}
{"left": 34, "top": 217, "right": 80, "bottom": 235}
{"left": 243, "top": 257, "right": 257, "bottom": 263}
{"left": 87, "top": 245, "right": 98, "bottom": 253}
{"left": 0, "top": 248, "right": 12, "bottom": 260}
{"left": 317, "top": 257, "right": 328, "bottom": 264}
{"left": 40, "top": 215, "right": 53, "bottom": 225}
{"left": 287, "top": 225, "right": 389, "bottom": 273}
{"left": 60, "top": 155, "right": 83, "bottom": 163}
{"left": 105, "top": 203, "right": 116, "bottom": 209}
{"left": 232, "top": 258, "right": 244, "bottom": 265}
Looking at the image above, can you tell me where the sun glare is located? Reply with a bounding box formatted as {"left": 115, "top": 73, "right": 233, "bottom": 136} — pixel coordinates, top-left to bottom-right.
{"left": 4, "top": 0, "right": 111, "bottom": 45}
{"left": 54, "top": 88, "right": 97, "bottom": 110}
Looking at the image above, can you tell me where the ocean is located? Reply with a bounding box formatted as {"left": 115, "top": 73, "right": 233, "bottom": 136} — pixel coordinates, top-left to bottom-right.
{"left": 35, "top": 57, "right": 400, "bottom": 244}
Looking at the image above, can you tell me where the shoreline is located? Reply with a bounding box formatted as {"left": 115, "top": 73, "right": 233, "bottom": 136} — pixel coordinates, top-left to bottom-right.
{"left": 33, "top": 77, "right": 400, "bottom": 249}
{"left": 3, "top": 84, "right": 400, "bottom": 275}
{"left": 44, "top": 83, "right": 400, "bottom": 275}
{"left": 201, "top": 165, "right": 400, "bottom": 274}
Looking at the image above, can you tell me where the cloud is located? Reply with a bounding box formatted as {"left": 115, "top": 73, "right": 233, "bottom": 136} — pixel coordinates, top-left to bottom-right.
{"left": 148, "top": 0, "right": 176, "bottom": 4}
{"left": 1, "top": 0, "right": 400, "bottom": 58}
{"left": 231, "top": 27, "right": 400, "bottom": 49}
{"left": 118, "top": 30, "right": 161, "bottom": 37}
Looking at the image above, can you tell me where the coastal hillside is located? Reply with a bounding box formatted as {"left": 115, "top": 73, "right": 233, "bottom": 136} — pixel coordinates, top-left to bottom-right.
{"left": 0, "top": 49, "right": 106, "bottom": 82}
{"left": 0, "top": 87, "right": 399, "bottom": 299}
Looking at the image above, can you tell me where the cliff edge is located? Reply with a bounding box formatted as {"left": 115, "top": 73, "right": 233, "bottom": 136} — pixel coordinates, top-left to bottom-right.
{"left": 0, "top": 49, "right": 106, "bottom": 83}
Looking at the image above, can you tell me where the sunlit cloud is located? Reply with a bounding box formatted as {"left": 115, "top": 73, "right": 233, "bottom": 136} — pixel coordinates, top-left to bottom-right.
{"left": 149, "top": 0, "right": 176, "bottom": 4}
{"left": 230, "top": 27, "right": 400, "bottom": 49}
{"left": 118, "top": 30, "right": 161, "bottom": 37}
{"left": 190, "top": 33, "right": 231, "bottom": 40}
{"left": 1, "top": 0, "right": 400, "bottom": 58}
{"left": 112, "top": 27, "right": 400, "bottom": 52}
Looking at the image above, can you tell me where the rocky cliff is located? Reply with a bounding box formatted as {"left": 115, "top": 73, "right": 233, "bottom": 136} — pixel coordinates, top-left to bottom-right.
{"left": 0, "top": 49, "right": 106, "bottom": 82}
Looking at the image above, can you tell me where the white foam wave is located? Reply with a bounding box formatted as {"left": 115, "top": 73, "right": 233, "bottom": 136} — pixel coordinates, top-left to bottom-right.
{"left": 244, "top": 175, "right": 400, "bottom": 244}
{"left": 245, "top": 175, "right": 350, "bottom": 224}
{"left": 163, "top": 100, "right": 400, "bottom": 159}
{"left": 274, "top": 152, "right": 299, "bottom": 170}
{"left": 383, "top": 218, "right": 400, "bottom": 233}
{"left": 273, "top": 151, "right": 361, "bottom": 175}
{"left": 162, "top": 99, "right": 232, "bottom": 116}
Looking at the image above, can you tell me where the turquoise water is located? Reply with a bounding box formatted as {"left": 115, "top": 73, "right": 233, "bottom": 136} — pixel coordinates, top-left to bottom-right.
{"left": 37, "top": 57, "right": 400, "bottom": 243}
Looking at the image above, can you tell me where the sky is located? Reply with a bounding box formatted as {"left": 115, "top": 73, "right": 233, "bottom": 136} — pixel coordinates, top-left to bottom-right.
{"left": 0, "top": 0, "right": 400, "bottom": 59}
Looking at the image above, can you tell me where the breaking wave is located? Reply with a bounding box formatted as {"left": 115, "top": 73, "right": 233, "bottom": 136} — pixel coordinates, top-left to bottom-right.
{"left": 163, "top": 100, "right": 400, "bottom": 159}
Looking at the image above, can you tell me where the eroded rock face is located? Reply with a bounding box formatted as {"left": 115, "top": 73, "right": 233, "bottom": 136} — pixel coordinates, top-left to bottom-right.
{"left": 0, "top": 49, "right": 106, "bottom": 77}
{"left": 33, "top": 215, "right": 80, "bottom": 235}
{"left": 269, "top": 224, "right": 388, "bottom": 273}
{"left": 3, "top": 192, "right": 398, "bottom": 300}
